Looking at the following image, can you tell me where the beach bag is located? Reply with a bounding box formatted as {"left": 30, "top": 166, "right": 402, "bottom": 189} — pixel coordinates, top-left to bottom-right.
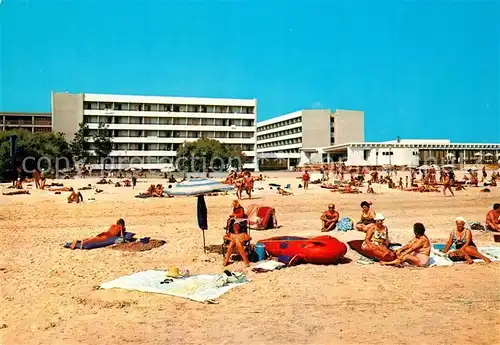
{"left": 469, "top": 222, "right": 485, "bottom": 231}
{"left": 337, "top": 217, "right": 354, "bottom": 232}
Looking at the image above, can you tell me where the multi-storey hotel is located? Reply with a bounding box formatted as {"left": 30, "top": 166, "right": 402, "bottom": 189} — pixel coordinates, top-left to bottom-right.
{"left": 256, "top": 109, "right": 364, "bottom": 169}
{"left": 51, "top": 92, "right": 258, "bottom": 170}
{"left": 1, "top": 112, "right": 52, "bottom": 133}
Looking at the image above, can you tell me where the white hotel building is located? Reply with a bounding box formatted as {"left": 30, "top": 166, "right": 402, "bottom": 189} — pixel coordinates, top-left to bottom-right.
{"left": 52, "top": 92, "right": 258, "bottom": 170}
{"left": 256, "top": 109, "right": 364, "bottom": 169}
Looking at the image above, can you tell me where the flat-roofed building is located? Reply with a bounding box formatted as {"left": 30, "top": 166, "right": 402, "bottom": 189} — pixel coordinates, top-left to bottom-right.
{"left": 302, "top": 139, "right": 500, "bottom": 167}
{"left": 51, "top": 92, "right": 258, "bottom": 170}
{"left": 1, "top": 112, "right": 52, "bottom": 133}
{"left": 256, "top": 109, "right": 364, "bottom": 169}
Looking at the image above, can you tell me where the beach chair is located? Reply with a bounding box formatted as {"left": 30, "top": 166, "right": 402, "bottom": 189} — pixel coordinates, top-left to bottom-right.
{"left": 221, "top": 218, "right": 252, "bottom": 258}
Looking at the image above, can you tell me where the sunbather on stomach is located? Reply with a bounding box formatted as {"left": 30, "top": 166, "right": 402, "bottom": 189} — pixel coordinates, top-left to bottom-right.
{"left": 70, "top": 219, "right": 125, "bottom": 249}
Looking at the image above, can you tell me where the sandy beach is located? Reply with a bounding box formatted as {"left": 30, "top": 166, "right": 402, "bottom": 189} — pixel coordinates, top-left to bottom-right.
{"left": 1, "top": 171, "right": 499, "bottom": 345}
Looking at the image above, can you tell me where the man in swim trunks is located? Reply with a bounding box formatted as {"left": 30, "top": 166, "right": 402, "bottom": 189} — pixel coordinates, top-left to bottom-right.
{"left": 321, "top": 204, "right": 339, "bottom": 232}
{"left": 485, "top": 203, "right": 500, "bottom": 232}
{"left": 381, "top": 222, "right": 430, "bottom": 267}
{"left": 70, "top": 219, "right": 126, "bottom": 249}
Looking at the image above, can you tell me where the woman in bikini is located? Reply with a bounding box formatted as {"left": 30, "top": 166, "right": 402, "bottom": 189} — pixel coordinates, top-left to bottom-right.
{"left": 362, "top": 213, "right": 393, "bottom": 259}
{"left": 234, "top": 174, "right": 244, "bottom": 200}
{"left": 442, "top": 217, "right": 491, "bottom": 264}
{"left": 355, "top": 201, "right": 376, "bottom": 232}
{"left": 381, "top": 222, "right": 430, "bottom": 267}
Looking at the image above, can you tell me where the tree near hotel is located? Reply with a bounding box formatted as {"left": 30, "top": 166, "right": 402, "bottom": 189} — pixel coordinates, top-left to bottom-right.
{"left": 176, "top": 138, "right": 245, "bottom": 172}
{"left": 92, "top": 122, "right": 113, "bottom": 170}
{"left": 70, "top": 123, "right": 93, "bottom": 164}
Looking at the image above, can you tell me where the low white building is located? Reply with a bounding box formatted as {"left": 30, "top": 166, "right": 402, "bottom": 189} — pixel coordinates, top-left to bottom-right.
{"left": 300, "top": 139, "right": 500, "bottom": 167}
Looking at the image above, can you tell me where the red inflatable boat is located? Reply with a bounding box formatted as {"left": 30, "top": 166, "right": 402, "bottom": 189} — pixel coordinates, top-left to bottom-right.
{"left": 347, "top": 240, "right": 397, "bottom": 262}
{"left": 257, "top": 235, "right": 347, "bottom": 265}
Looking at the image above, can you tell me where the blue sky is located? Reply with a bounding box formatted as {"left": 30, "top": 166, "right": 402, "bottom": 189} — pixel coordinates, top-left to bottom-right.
{"left": 1, "top": 1, "right": 499, "bottom": 142}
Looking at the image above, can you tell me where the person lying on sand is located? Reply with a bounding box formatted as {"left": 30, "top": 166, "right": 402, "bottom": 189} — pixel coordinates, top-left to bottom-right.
{"left": 67, "top": 191, "right": 83, "bottom": 203}
{"left": 69, "top": 218, "right": 126, "bottom": 249}
{"left": 2, "top": 189, "right": 30, "bottom": 195}
{"left": 223, "top": 219, "right": 251, "bottom": 267}
{"left": 442, "top": 217, "right": 491, "bottom": 264}
{"left": 321, "top": 204, "right": 339, "bottom": 232}
{"left": 485, "top": 203, "right": 500, "bottom": 232}
{"left": 152, "top": 184, "right": 164, "bottom": 197}
{"left": 362, "top": 213, "right": 393, "bottom": 259}
{"left": 355, "top": 201, "right": 376, "bottom": 232}
{"left": 78, "top": 184, "right": 92, "bottom": 191}
{"left": 48, "top": 186, "right": 74, "bottom": 192}
{"left": 381, "top": 223, "right": 430, "bottom": 267}
{"left": 277, "top": 186, "right": 293, "bottom": 196}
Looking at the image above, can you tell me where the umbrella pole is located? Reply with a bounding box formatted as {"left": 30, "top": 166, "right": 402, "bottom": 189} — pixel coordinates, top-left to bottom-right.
{"left": 202, "top": 230, "right": 207, "bottom": 254}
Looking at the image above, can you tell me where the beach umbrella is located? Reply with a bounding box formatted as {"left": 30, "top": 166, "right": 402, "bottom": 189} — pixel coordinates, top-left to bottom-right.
{"left": 484, "top": 153, "right": 494, "bottom": 157}
{"left": 445, "top": 153, "right": 455, "bottom": 157}
{"left": 442, "top": 164, "right": 454, "bottom": 168}
{"left": 197, "top": 195, "right": 208, "bottom": 253}
{"left": 417, "top": 165, "right": 430, "bottom": 170}
{"left": 474, "top": 152, "right": 482, "bottom": 156}
{"left": 164, "top": 178, "right": 234, "bottom": 196}
{"left": 165, "top": 178, "right": 234, "bottom": 253}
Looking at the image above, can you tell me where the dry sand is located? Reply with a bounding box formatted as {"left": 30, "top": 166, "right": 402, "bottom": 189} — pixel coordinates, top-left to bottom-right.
{"left": 1, "top": 171, "right": 499, "bottom": 345}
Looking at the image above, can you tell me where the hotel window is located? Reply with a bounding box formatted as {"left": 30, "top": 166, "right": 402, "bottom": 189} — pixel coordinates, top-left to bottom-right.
{"left": 215, "top": 132, "right": 226, "bottom": 138}
{"left": 159, "top": 117, "right": 172, "bottom": 125}
{"left": 129, "top": 143, "right": 139, "bottom": 150}
{"left": 173, "top": 118, "right": 186, "bottom": 125}
{"left": 187, "top": 105, "right": 198, "bottom": 112}
{"left": 114, "top": 103, "right": 128, "bottom": 111}
{"left": 179, "top": 105, "right": 187, "bottom": 112}
{"left": 145, "top": 130, "right": 158, "bottom": 137}
{"left": 144, "top": 117, "right": 159, "bottom": 125}
{"left": 187, "top": 131, "right": 198, "bottom": 138}
{"left": 172, "top": 105, "right": 180, "bottom": 112}
{"left": 158, "top": 131, "right": 168, "bottom": 137}
{"left": 242, "top": 132, "right": 253, "bottom": 138}
{"left": 200, "top": 106, "right": 207, "bottom": 113}
{"left": 84, "top": 102, "right": 91, "bottom": 110}
{"left": 201, "top": 118, "right": 213, "bottom": 126}
{"left": 114, "top": 116, "right": 128, "bottom": 124}
{"left": 187, "top": 118, "right": 200, "bottom": 125}
{"left": 129, "top": 117, "right": 141, "bottom": 124}
{"left": 230, "top": 106, "right": 240, "bottom": 114}
{"left": 129, "top": 130, "right": 141, "bottom": 137}
{"left": 129, "top": 103, "right": 141, "bottom": 111}
{"left": 201, "top": 131, "right": 214, "bottom": 138}
{"left": 245, "top": 107, "right": 254, "bottom": 114}
{"left": 206, "top": 105, "right": 215, "bottom": 113}
{"left": 116, "top": 130, "right": 128, "bottom": 137}
{"left": 215, "top": 106, "right": 223, "bottom": 113}
{"left": 214, "top": 119, "right": 223, "bottom": 126}
{"left": 99, "top": 102, "right": 112, "bottom": 110}
{"left": 159, "top": 104, "right": 169, "bottom": 112}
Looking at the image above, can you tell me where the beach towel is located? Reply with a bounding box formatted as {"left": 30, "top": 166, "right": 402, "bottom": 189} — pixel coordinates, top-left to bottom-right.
{"left": 99, "top": 270, "right": 248, "bottom": 302}
{"left": 337, "top": 217, "right": 354, "bottom": 232}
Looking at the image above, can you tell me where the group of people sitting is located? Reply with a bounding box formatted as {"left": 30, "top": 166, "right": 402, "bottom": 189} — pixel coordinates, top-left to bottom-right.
{"left": 319, "top": 200, "right": 497, "bottom": 267}
{"left": 139, "top": 184, "right": 165, "bottom": 197}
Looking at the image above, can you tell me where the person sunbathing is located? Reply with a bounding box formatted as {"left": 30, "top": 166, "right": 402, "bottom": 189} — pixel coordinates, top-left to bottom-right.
{"left": 321, "top": 204, "right": 339, "bottom": 231}
{"left": 381, "top": 222, "right": 431, "bottom": 267}
{"left": 69, "top": 218, "right": 126, "bottom": 249}
{"left": 362, "top": 213, "right": 393, "bottom": 259}
{"left": 277, "top": 187, "right": 293, "bottom": 196}
{"left": 355, "top": 201, "right": 376, "bottom": 232}
{"left": 442, "top": 217, "right": 491, "bottom": 264}
{"left": 223, "top": 220, "right": 251, "bottom": 267}
{"left": 485, "top": 203, "right": 500, "bottom": 232}
{"left": 48, "top": 186, "right": 74, "bottom": 192}
{"left": 2, "top": 189, "right": 30, "bottom": 195}
{"left": 67, "top": 191, "right": 84, "bottom": 203}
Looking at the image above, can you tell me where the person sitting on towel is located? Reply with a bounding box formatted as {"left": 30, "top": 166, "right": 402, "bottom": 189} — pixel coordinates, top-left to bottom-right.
{"left": 485, "top": 203, "right": 500, "bottom": 232}
{"left": 381, "top": 222, "right": 430, "bottom": 267}
{"left": 152, "top": 184, "right": 164, "bottom": 197}
{"left": 70, "top": 218, "right": 126, "bottom": 249}
{"left": 442, "top": 217, "right": 491, "bottom": 264}
{"left": 362, "top": 213, "right": 393, "bottom": 259}
{"left": 223, "top": 219, "right": 251, "bottom": 267}
{"left": 67, "top": 190, "right": 84, "bottom": 203}
{"left": 321, "top": 204, "right": 339, "bottom": 232}
{"left": 355, "top": 201, "right": 376, "bottom": 232}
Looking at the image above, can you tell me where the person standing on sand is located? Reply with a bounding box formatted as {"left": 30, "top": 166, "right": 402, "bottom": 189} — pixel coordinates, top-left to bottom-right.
{"left": 442, "top": 171, "right": 454, "bottom": 197}
{"left": 302, "top": 170, "right": 310, "bottom": 190}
